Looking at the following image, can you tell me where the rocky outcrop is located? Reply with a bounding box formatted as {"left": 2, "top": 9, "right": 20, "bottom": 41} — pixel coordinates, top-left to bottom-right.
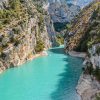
{"left": 64, "top": 1, "right": 100, "bottom": 52}
{"left": 68, "top": 51, "right": 86, "bottom": 58}
{"left": 76, "top": 74, "right": 100, "bottom": 100}
{"left": 76, "top": 45, "right": 100, "bottom": 100}
{"left": 44, "top": 14, "right": 57, "bottom": 46}
{"left": 88, "top": 43, "right": 100, "bottom": 69}
{"left": 0, "top": 0, "right": 9, "bottom": 9}
{"left": 64, "top": 1, "right": 100, "bottom": 100}
{"left": 33, "top": 0, "right": 58, "bottom": 46}
{"left": 66, "top": 0, "right": 93, "bottom": 8}
{"left": 0, "top": 0, "right": 51, "bottom": 73}
{"left": 48, "top": 0, "right": 80, "bottom": 23}
{"left": 76, "top": 44, "right": 100, "bottom": 100}
{"left": 47, "top": 0, "right": 94, "bottom": 23}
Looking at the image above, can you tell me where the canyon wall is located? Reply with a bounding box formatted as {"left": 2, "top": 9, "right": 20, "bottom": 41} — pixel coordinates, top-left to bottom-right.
{"left": 64, "top": 1, "right": 100, "bottom": 100}
{"left": 0, "top": 0, "right": 51, "bottom": 72}
{"left": 48, "top": 0, "right": 80, "bottom": 23}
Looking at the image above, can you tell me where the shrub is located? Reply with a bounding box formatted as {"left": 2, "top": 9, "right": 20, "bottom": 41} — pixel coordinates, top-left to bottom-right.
{"left": 83, "top": 62, "right": 94, "bottom": 75}
{"left": 12, "top": 27, "right": 20, "bottom": 34}
{"left": 96, "top": 93, "right": 100, "bottom": 100}
{"left": 94, "top": 67, "right": 100, "bottom": 81}
{"left": 0, "top": 24, "right": 3, "bottom": 30}
{"left": 66, "top": 23, "right": 72, "bottom": 30}
{"left": 38, "top": 15, "right": 44, "bottom": 32}
{"left": 0, "top": 0, "right": 24, "bottom": 27}
{"left": 2, "top": 43, "right": 9, "bottom": 48}
{"left": 14, "top": 40, "right": 20, "bottom": 46}
{"left": 56, "top": 34, "right": 64, "bottom": 45}
{"left": 0, "top": 52, "right": 6, "bottom": 60}
{"left": 3, "top": 19, "right": 11, "bottom": 24}
{"left": 96, "top": 46, "right": 100, "bottom": 55}
{"left": 9, "top": 0, "right": 21, "bottom": 11}
{"left": 35, "top": 39, "right": 45, "bottom": 52}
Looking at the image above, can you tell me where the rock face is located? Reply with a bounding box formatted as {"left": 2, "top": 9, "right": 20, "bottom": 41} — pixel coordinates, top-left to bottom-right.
{"left": 64, "top": 1, "right": 100, "bottom": 52}
{"left": 76, "top": 39, "right": 100, "bottom": 99}
{"left": 66, "top": 0, "right": 93, "bottom": 8}
{"left": 76, "top": 74, "right": 100, "bottom": 100}
{"left": 88, "top": 43, "right": 100, "bottom": 69}
{"left": 48, "top": 0, "right": 80, "bottom": 23}
{"left": 47, "top": 0, "right": 93, "bottom": 23}
{"left": 64, "top": 1, "right": 100, "bottom": 100}
{"left": 0, "top": 0, "right": 9, "bottom": 9}
{"left": 33, "top": 0, "right": 58, "bottom": 46}
{"left": 44, "top": 14, "right": 57, "bottom": 46}
{"left": 0, "top": 0, "right": 51, "bottom": 72}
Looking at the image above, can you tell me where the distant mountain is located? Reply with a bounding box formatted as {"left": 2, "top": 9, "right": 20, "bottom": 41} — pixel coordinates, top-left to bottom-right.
{"left": 66, "top": 0, "right": 93, "bottom": 8}
{"left": 48, "top": 0, "right": 80, "bottom": 23}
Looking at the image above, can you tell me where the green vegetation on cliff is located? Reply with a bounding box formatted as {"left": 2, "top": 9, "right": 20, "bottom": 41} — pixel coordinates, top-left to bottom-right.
{"left": 35, "top": 39, "right": 45, "bottom": 53}
{"left": 65, "top": 1, "right": 100, "bottom": 52}
{"left": 0, "top": 0, "right": 48, "bottom": 54}
{"left": 0, "top": 0, "right": 26, "bottom": 29}
{"left": 56, "top": 34, "right": 64, "bottom": 45}
{"left": 96, "top": 93, "right": 100, "bottom": 100}
{"left": 0, "top": 0, "right": 50, "bottom": 65}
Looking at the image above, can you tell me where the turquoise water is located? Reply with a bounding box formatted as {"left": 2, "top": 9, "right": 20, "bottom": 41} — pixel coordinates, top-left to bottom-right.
{"left": 0, "top": 46, "right": 83, "bottom": 100}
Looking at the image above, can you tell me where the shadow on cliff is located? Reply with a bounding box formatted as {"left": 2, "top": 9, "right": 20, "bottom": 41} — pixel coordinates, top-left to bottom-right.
{"left": 49, "top": 49, "right": 83, "bottom": 100}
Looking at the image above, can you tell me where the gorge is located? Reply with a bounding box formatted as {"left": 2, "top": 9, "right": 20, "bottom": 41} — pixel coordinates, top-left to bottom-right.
{"left": 0, "top": 0, "right": 100, "bottom": 100}
{"left": 0, "top": 46, "right": 83, "bottom": 100}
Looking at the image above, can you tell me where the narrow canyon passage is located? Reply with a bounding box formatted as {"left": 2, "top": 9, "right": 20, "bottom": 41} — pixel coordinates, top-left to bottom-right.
{"left": 0, "top": 46, "right": 83, "bottom": 100}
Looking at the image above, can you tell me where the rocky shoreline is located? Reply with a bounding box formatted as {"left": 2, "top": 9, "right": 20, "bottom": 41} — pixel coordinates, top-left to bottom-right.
{"left": 0, "top": 51, "right": 48, "bottom": 74}
{"left": 64, "top": 1, "right": 100, "bottom": 99}
{"left": 76, "top": 74, "right": 100, "bottom": 100}
{"left": 67, "top": 51, "right": 87, "bottom": 58}
{"left": 0, "top": 0, "right": 52, "bottom": 75}
{"left": 66, "top": 50, "right": 100, "bottom": 100}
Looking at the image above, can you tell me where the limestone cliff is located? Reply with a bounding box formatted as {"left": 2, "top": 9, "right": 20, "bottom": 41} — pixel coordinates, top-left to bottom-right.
{"left": 65, "top": 1, "right": 100, "bottom": 52}
{"left": 64, "top": 1, "right": 100, "bottom": 100}
{"left": 0, "top": 0, "right": 51, "bottom": 72}
{"left": 48, "top": 0, "right": 80, "bottom": 23}
{"left": 76, "top": 43, "right": 100, "bottom": 100}
{"left": 47, "top": 0, "right": 93, "bottom": 23}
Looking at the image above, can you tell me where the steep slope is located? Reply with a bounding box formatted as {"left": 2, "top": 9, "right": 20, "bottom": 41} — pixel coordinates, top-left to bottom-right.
{"left": 48, "top": 0, "right": 80, "bottom": 23}
{"left": 48, "top": 0, "right": 94, "bottom": 23}
{"left": 64, "top": 1, "right": 100, "bottom": 100}
{"left": 0, "top": 0, "right": 51, "bottom": 73}
{"left": 33, "top": 0, "right": 60, "bottom": 46}
{"left": 65, "top": 1, "right": 100, "bottom": 52}
{"left": 66, "top": 0, "right": 93, "bottom": 8}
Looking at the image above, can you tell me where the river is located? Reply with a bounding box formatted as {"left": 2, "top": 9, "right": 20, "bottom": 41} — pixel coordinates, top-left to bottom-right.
{"left": 0, "top": 46, "right": 83, "bottom": 100}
